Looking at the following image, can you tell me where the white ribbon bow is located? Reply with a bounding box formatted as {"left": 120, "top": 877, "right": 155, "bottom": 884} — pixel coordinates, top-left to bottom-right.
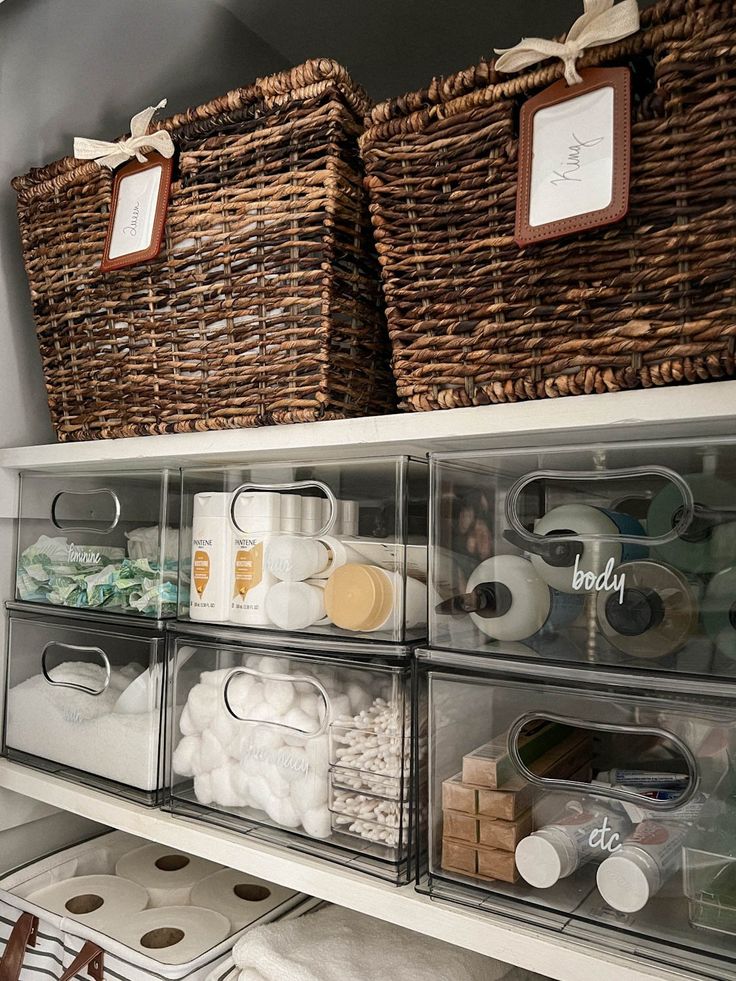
{"left": 494, "top": 0, "right": 640, "bottom": 86}
{"left": 73, "top": 99, "right": 175, "bottom": 170}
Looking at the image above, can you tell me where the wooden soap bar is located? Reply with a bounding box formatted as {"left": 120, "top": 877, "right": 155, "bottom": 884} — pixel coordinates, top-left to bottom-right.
{"left": 442, "top": 837, "right": 477, "bottom": 875}
{"left": 442, "top": 773, "right": 478, "bottom": 815}
{"left": 443, "top": 809, "right": 479, "bottom": 843}
{"left": 478, "top": 809, "right": 532, "bottom": 851}
{"left": 462, "top": 721, "right": 567, "bottom": 789}
{"left": 478, "top": 776, "right": 533, "bottom": 821}
{"left": 476, "top": 843, "right": 519, "bottom": 884}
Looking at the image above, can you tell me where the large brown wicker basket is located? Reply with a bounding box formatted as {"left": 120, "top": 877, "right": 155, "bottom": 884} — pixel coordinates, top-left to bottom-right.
{"left": 13, "top": 60, "right": 395, "bottom": 441}
{"left": 360, "top": 0, "right": 736, "bottom": 411}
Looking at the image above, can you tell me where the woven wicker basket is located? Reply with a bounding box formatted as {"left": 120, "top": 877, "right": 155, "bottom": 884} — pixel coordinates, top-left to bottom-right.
{"left": 360, "top": 0, "right": 736, "bottom": 411}
{"left": 13, "top": 60, "right": 395, "bottom": 441}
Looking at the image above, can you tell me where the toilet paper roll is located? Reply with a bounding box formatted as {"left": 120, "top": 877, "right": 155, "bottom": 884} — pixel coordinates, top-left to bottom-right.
{"left": 190, "top": 869, "right": 295, "bottom": 929}
{"left": 648, "top": 474, "right": 736, "bottom": 573}
{"left": 115, "top": 844, "right": 221, "bottom": 907}
{"left": 26, "top": 875, "right": 148, "bottom": 931}
{"left": 117, "top": 906, "right": 230, "bottom": 965}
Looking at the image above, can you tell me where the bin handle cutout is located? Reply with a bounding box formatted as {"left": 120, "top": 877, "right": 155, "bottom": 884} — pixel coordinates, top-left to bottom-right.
{"left": 41, "top": 642, "right": 111, "bottom": 695}
{"left": 507, "top": 712, "right": 699, "bottom": 812}
{"left": 504, "top": 465, "right": 694, "bottom": 550}
{"left": 229, "top": 480, "right": 337, "bottom": 538}
{"left": 223, "top": 666, "right": 330, "bottom": 738}
{"left": 50, "top": 488, "right": 121, "bottom": 535}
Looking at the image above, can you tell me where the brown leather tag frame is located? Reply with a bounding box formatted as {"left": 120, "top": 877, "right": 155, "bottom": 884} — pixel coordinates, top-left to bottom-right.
{"left": 515, "top": 67, "right": 631, "bottom": 248}
{"left": 100, "top": 152, "right": 173, "bottom": 273}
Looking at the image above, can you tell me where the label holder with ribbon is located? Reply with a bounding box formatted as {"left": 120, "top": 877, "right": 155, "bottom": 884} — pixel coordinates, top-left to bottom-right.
{"left": 494, "top": 0, "right": 639, "bottom": 248}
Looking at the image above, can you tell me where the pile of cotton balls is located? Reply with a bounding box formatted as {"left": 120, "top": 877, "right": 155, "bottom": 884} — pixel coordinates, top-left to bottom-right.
{"left": 172, "top": 655, "right": 379, "bottom": 840}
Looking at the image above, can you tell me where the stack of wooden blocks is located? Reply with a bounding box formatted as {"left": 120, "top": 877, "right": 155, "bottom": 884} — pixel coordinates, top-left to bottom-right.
{"left": 441, "top": 725, "right": 593, "bottom": 883}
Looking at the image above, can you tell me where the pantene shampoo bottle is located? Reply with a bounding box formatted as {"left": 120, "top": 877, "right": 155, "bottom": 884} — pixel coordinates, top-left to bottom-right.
{"left": 190, "top": 492, "right": 230, "bottom": 622}
{"left": 230, "top": 492, "right": 281, "bottom": 626}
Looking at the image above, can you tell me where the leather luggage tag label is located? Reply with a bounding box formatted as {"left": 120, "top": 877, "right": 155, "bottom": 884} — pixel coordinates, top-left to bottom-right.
{"left": 515, "top": 67, "right": 631, "bottom": 248}
{"left": 101, "top": 152, "right": 172, "bottom": 272}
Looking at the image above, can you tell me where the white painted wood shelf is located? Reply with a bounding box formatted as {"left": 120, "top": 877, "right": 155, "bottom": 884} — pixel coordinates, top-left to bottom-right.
{"left": 0, "top": 761, "right": 693, "bottom": 981}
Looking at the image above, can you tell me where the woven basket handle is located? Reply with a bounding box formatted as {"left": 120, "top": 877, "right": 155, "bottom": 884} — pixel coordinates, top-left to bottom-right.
{"left": 58, "top": 942, "right": 104, "bottom": 981}
{"left": 0, "top": 912, "right": 38, "bottom": 981}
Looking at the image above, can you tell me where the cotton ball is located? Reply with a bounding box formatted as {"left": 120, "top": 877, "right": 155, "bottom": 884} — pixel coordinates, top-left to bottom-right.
{"left": 172, "top": 735, "right": 200, "bottom": 778}
{"left": 329, "top": 694, "right": 351, "bottom": 722}
{"left": 193, "top": 773, "right": 214, "bottom": 805}
{"left": 200, "top": 729, "right": 227, "bottom": 773}
{"left": 305, "top": 734, "right": 329, "bottom": 773}
{"left": 301, "top": 806, "right": 332, "bottom": 839}
{"left": 283, "top": 707, "right": 315, "bottom": 735}
{"left": 347, "top": 683, "right": 372, "bottom": 714}
{"left": 291, "top": 774, "right": 328, "bottom": 813}
{"left": 225, "top": 672, "right": 254, "bottom": 709}
{"left": 260, "top": 761, "right": 291, "bottom": 799}
{"left": 257, "top": 655, "right": 290, "bottom": 675}
{"left": 244, "top": 653, "right": 262, "bottom": 669}
{"left": 179, "top": 703, "right": 198, "bottom": 736}
{"left": 264, "top": 678, "right": 295, "bottom": 715}
{"left": 276, "top": 746, "right": 309, "bottom": 784}
{"left": 266, "top": 795, "right": 301, "bottom": 828}
{"left": 247, "top": 775, "right": 271, "bottom": 811}
{"left": 211, "top": 765, "right": 243, "bottom": 808}
{"left": 250, "top": 727, "right": 284, "bottom": 752}
{"left": 298, "top": 692, "right": 321, "bottom": 719}
{"left": 200, "top": 667, "right": 235, "bottom": 689}
{"left": 210, "top": 712, "right": 240, "bottom": 753}
{"left": 186, "top": 684, "right": 218, "bottom": 729}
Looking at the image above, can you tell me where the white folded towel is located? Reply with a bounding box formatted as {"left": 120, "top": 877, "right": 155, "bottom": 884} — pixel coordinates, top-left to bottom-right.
{"left": 231, "top": 905, "right": 545, "bottom": 981}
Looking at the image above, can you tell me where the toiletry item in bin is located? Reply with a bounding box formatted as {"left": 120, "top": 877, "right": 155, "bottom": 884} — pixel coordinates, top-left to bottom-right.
{"left": 230, "top": 492, "right": 281, "bottom": 626}
{"left": 279, "top": 494, "right": 302, "bottom": 534}
{"left": 596, "top": 561, "right": 699, "bottom": 659}
{"left": 516, "top": 804, "right": 632, "bottom": 888}
{"left": 190, "top": 493, "right": 231, "bottom": 622}
{"left": 703, "top": 566, "right": 736, "bottom": 660}
{"left": 339, "top": 500, "right": 359, "bottom": 537}
{"left": 116, "top": 843, "right": 220, "bottom": 907}
{"left": 595, "top": 769, "right": 689, "bottom": 789}
{"left": 26, "top": 874, "right": 149, "bottom": 932}
{"left": 118, "top": 906, "right": 230, "bottom": 965}
{"left": 440, "top": 555, "right": 582, "bottom": 642}
{"left": 265, "top": 580, "right": 330, "bottom": 631}
{"left": 324, "top": 564, "right": 426, "bottom": 633}
{"left": 506, "top": 504, "right": 646, "bottom": 594}
{"left": 266, "top": 536, "right": 369, "bottom": 582}
{"left": 300, "top": 497, "right": 323, "bottom": 536}
{"left": 597, "top": 819, "right": 692, "bottom": 913}
{"left": 647, "top": 474, "right": 736, "bottom": 574}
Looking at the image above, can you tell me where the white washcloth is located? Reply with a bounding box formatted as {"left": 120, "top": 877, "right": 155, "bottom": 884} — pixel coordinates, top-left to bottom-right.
{"left": 231, "top": 905, "right": 543, "bottom": 981}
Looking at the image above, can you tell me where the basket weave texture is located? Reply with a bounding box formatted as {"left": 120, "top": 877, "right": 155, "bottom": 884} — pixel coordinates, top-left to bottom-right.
{"left": 360, "top": 0, "right": 736, "bottom": 411}
{"left": 13, "top": 59, "right": 395, "bottom": 441}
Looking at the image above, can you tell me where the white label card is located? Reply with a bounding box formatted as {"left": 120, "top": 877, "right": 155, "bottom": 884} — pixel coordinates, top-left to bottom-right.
{"left": 529, "top": 86, "right": 614, "bottom": 228}
{"left": 108, "top": 164, "right": 163, "bottom": 260}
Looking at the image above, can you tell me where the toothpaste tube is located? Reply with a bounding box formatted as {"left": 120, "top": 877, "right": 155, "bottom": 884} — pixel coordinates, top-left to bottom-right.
{"left": 595, "top": 770, "right": 689, "bottom": 789}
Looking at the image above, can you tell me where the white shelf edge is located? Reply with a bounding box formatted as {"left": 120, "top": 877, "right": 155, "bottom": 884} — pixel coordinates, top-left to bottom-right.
{"left": 1, "top": 383, "right": 736, "bottom": 474}
{"left": 0, "top": 761, "right": 694, "bottom": 981}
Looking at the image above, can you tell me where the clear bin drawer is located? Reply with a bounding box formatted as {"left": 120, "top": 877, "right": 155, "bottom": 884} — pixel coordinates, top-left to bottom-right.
{"left": 179, "top": 457, "right": 427, "bottom": 644}
{"left": 431, "top": 437, "right": 736, "bottom": 677}
{"left": 4, "top": 605, "right": 167, "bottom": 803}
{"left": 16, "top": 469, "right": 179, "bottom": 618}
{"left": 168, "top": 627, "right": 414, "bottom": 882}
{"left": 424, "top": 655, "right": 736, "bottom": 977}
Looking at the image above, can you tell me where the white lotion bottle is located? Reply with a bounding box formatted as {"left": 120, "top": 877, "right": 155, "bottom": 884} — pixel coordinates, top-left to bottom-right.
{"left": 230, "top": 492, "right": 281, "bottom": 626}
{"left": 265, "top": 579, "right": 330, "bottom": 631}
{"left": 190, "top": 492, "right": 230, "bottom": 622}
{"left": 266, "top": 536, "right": 369, "bottom": 582}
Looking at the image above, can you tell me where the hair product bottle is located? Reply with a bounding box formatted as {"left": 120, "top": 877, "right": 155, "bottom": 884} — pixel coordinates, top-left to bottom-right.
{"left": 189, "top": 492, "right": 230, "bottom": 622}
{"left": 230, "top": 492, "right": 281, "bottom": 626}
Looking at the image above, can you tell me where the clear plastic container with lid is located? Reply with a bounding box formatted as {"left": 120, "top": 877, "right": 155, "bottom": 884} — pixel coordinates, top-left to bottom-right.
{"left": 421, "top": 651, "right": 736, "bottom": 977}
{"left": 430, "top": 436, "right": 736, "bottom": 677}
{"left": 179, "top": 457, "right": 428, "bottom": 644}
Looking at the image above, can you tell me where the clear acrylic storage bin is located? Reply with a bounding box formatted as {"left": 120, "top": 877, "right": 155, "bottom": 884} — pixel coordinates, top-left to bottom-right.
{"left": 179, "top": 457, "right": 427, "bottom": 644}
{"left": 422, "top": 651, "right": 736, "bottom": 979}
{"left": 168, "top": 625, "right": 415, "bottom": 882}
{"left": 16, "top": 469, "right": 179, "bottom": 618}
{"left": 4, "top": 604, "right": 168, "bottom": 804}
{"left": 431, "top": 436, "right": 736, "bottom": 676}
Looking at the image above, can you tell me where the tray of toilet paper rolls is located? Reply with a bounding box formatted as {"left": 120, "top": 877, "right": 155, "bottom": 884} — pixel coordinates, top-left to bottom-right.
{"left": 0, "top": 830, "right": 319, "bottom": 980}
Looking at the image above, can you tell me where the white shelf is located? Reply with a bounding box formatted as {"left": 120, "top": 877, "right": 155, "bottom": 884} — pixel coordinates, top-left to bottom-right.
{"left": 0, "top": 761, "right": 693, "bottom": 981}
{"left": 2, "top": 382, "right": 736, "bottom": 474}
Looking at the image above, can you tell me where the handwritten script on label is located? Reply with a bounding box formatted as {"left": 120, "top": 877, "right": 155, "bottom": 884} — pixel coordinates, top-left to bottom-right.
{"left": 550, "top": 134, "right": 606, "bottom": 187}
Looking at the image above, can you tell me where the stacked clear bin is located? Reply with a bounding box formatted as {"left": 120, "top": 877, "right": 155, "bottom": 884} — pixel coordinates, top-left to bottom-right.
{"left": 4, "top": 469, "right": 179, "bottom": 804}
{"left": 168, "top": 626, "right": 415, "bottom": 882}
{"left": 178, "top": 457, "right": 428, "bottom": 644}
{"left": 422, "top": 435, "right": 736, "bottom": 977}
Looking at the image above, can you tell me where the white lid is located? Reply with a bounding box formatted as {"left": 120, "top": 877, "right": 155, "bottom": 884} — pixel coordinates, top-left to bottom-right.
{"left": 596, "top": 850, "right": 654, "bottom": 913}
{"left": 339, "top": 500, "right": 359, "bottom": 536}
{"left": 515, "top": 829, "right": 575, "bottom": 888}
{"left": 193, "top": 492, "right": 231, "bottom": 519}
{"left": 301, "top": 497, "right": 323, "bottom": 536}
{"left": 265, "top": 581, "right": 326, "bottom": 630}
{"left": 280, "top": 494, "right": 303, "bottom": 533}
{"left": 232, "top": 491, "right": 281, "bottom": 532}
{"left": 267, "top": 536, "right": 328, "bottom": 582}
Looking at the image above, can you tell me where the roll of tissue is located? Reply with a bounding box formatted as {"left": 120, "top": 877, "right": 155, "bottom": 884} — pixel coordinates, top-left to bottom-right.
{"left": 117, "top": 906, "right": 230, "bottom": 965}
{"left": 648, "top": 474, "right": 736, "bottom": 573}
{"left": 190, "top": 869, "right": 295, "bottom": 929}
{"left": 26, "top": 874, "right": 148, "bottom": 932}
{"left": 115, "top": 844, "right": 221, "bottom": 907}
